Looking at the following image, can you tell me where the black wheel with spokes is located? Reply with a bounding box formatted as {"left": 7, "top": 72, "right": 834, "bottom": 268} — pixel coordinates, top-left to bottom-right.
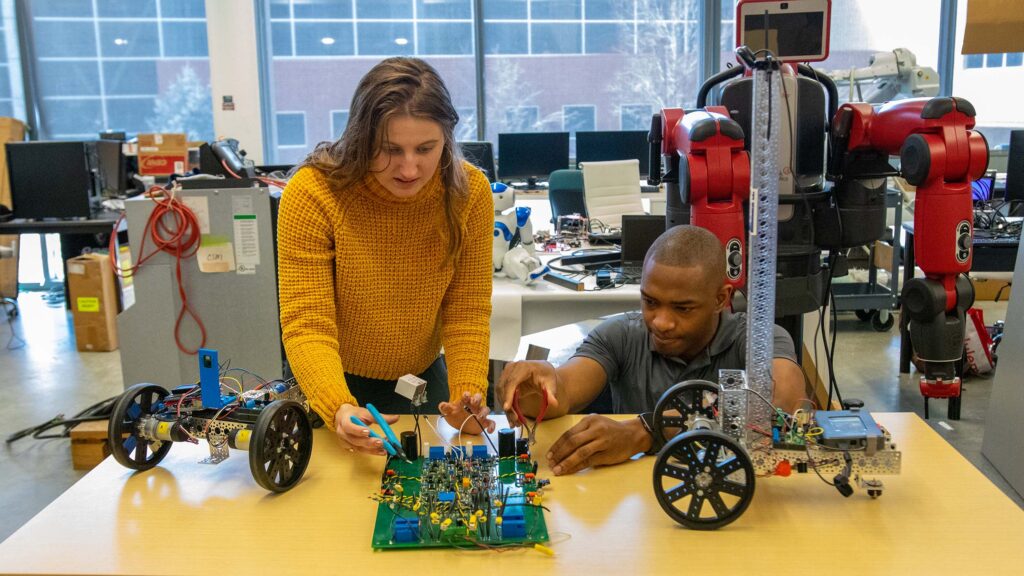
{"left": 652, "top": 430, "right": 755, "bottom": 530}
{"left": 652, "top": 380, "right": 721, "bottom": 444}
{"left": 249, "top": 400, "right": 313, "bottom": 493}
{"left": 108, "top": 383, "right": 172, "bottom": 471}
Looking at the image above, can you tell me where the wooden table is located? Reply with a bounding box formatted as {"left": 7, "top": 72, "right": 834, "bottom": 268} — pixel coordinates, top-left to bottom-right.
{"left": 0, "top": 413, "right": 1021, "bottom": 575}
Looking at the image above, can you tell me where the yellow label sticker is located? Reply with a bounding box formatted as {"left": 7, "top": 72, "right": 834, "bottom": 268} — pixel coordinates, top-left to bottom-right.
{"left": 77, "top": 297, "right": 100, "bottom": 312}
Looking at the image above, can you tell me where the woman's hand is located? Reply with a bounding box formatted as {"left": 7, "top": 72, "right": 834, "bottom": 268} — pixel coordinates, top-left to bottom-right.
{"left": 438, "top": 392, "right": 495, "bottom": 435}
{"left": 334, "top": 403, "right": 399, "bottom": 456}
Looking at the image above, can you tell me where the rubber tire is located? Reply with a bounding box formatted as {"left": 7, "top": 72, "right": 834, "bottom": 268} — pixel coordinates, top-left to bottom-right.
{"left": 872, "top": 310, "right": 895, "bottom": 332}
{"left": 855, "top": 309, "right": 873, "bottom": 322}
{"left": 652, "top": 430, "right": 755, "bottom": 530}
{"left": 249, "top": 400, "right": 313, "bottom": 493}
{"left": 652, "top": 380, "right": 721, "bottom": 444}
{"left": 108, "top": 382, "right": 172, "bottom": 471}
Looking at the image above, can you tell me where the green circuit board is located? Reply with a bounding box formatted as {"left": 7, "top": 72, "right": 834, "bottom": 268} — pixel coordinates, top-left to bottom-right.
{"left": 371, "top": 449, "right": 550, "bottom": 550}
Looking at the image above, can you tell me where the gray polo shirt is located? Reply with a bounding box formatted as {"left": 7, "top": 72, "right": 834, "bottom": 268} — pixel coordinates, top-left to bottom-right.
{"left": 572, "top": 310, "right": 797, "bottom": 413}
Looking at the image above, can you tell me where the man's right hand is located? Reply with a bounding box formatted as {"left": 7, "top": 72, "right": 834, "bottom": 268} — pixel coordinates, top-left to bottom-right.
{"left": 334, "top": 403, "right": 398, "bottom": 456}
{"left": 498, "top": 360, "right": 561, "bottom": 421}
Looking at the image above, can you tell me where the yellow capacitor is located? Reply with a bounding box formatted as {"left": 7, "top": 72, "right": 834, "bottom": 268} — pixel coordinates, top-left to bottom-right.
{"left": 533, "top": 495, "right": 543, "bottom": 505}
{"left": 462, "top": 477, "right": 471, "bottom": 488}
{"left": 430, "top": 512, "right": 440, "bottom": 522}
{"left": 495, "top": 516, "right": 503, "bottom": 526}
{"left": 413, "top": 501, "right": 421, "bottom": 511}
{"left": 474, "top": 509, "right": 484, "bottom": 518}
{"left": 533, "top": 544, "right": 555, "bottom": 556}
{"left": 440, "top": 518, "right": 452, "bottom": 530}
{"left": 493, "top": 499, "right": 503, "bottom": 508}
{"left": 468, "top": 518, "right": 477, "bottom": 530}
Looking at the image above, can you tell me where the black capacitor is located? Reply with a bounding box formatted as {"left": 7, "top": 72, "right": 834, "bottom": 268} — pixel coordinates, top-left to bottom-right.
{"left": 401, "top": 431, "right": 418, "bottom": 460}
{"left": 515, "top": 438, "right": 530, "bottom": 457}
{"left": 498, "top": 428, "right": 516, "bottom": 458}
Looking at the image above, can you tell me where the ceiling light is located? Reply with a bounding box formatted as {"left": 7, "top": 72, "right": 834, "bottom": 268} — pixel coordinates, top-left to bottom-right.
{"left": 394, "top": 37, "right": 409, "bottom": 46}
{"left": 320, "top": 37, "right": 335, "bottom": 46}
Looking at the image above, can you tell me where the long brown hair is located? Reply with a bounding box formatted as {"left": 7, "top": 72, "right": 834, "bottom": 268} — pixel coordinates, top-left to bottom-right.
{"left": 299, "top": 57, "right": 469, "bottom": 262}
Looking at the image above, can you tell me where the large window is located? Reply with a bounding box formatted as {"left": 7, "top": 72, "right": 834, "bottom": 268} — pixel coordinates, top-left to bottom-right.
{"left": 264, "top": 0, "right": 478, "bottom": 164}
{"left": 0, "top": 0, "right": 23, "bottom": 119}
{"left": 952, "top": 0, "right": 1023, "bottom": 148}
{"left": 485, "top": 0, "right": 701, "bottom": 159}
{"left": 721, "top": 0, "right": 942, "bottom": 105}
{"left": 24, "top": 0, "right": 213, "bottom": 140}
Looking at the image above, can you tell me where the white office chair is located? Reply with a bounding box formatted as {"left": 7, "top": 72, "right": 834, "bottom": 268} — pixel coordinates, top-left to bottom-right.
{"left": 581, "top": 159, "right": 645, "bottom": 230}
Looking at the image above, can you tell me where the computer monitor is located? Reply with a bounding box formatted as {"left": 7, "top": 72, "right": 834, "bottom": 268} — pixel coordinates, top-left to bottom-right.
{"left": 1006, "top": 130, "right": 1024, "bottom": 205}
{"left": 576, "top": 131, "right": 650, "bottom": 177}
{"left": 620, "top": 216, "right": 666, "bottom": 267}
{"left": 497, "top": 132, "right": 570, "bottom": 187}
{"left": 6, "top": 141, "right": 96, "bottom": 219}
{"left": 458, "top": 141, "right": 497, "bottom": 183}
{"left": 99, "top": 131, "right": 126, "bottom": 141}
{"left": 96, "top": 139, "right": 126, "bottom": 197}
{"left": 738, "top": 0, "right": 831, "bottom": 62}
{"left": 972, "top": 173, "right": 997, "bottom": 203}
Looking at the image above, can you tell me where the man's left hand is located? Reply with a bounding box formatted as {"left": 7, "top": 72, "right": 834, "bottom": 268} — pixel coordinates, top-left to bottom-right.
{"left": 546, "top": 415, "right": 651, "bottom": 475}
{"left": 438, "top": 392, "right": 495, "bottom": 435}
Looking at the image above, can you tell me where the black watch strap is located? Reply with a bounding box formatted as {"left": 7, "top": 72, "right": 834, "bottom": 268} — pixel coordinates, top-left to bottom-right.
{"left": 638, "top": 412, "right": 665, "bottom": 456}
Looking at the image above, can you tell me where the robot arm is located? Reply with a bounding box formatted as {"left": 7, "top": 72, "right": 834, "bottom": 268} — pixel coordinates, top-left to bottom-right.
{"left": 832, "top": 96, "right": 988, "bottom": 406}
{"left": 827, "top": 48, "right": 939, "bottom": 104}
{"left": 658, "top": 107, "right": 749, "bottom": 291}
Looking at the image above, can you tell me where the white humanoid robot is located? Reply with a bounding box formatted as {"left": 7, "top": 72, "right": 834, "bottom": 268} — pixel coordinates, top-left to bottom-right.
{"left": 491, "top": 183, "right": 548, "bottom": 284}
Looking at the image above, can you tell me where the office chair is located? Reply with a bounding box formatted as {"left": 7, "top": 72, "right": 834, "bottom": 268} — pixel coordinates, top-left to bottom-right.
{"left": 547, "top": 169, "right": 587, "bottom": 224}
{"left": 581, "top": 159, "right": 645, "bottom": 229}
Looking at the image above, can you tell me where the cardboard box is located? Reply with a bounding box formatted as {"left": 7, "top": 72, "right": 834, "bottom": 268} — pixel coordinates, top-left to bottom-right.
{"left": 971, "top": 276, "right": 1013, "bottom": 302}
{"left": 137, "top": 133, "right": 187, "bottom": 176}
{"left": 0, "top": 236, "right": 17, "bottom": 299}
{"left": 0, "top": 117, "right": 26, "bottom": 300}
{"left": 873, "top": 240, "right": 895, "bottom": 270}
{"left": 67, "top": 253, "right": 119, "bottom": 351}
{"left": 70, "top": 420, "right": 110, "bottom": 470}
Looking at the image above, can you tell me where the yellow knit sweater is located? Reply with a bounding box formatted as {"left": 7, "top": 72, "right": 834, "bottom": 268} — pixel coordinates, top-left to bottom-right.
{"left": 277, "top": 162, "right": 493, "bottom": 425}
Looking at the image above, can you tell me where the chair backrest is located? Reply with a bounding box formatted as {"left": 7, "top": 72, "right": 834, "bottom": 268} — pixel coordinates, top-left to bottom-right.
{"left": 547, "top": 169, "right": 587, "bottom": 223}
{"left": 458, "top": 141, "right": 497, "bottom": 183}
{"left": 581, "top": 159, "right": 644, "bottom": 229}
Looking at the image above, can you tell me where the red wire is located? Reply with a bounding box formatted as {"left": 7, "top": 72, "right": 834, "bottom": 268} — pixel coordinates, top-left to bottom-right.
{"left": 108, "top": 186, "right": 207, "bottom": 355}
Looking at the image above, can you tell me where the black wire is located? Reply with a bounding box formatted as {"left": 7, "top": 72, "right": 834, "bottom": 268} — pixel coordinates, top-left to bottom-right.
{"left": 6, "top": 395, "right": 118, "bottom": 443}
{"left": 3, "top": 299, "right": 24, "bottom": 350}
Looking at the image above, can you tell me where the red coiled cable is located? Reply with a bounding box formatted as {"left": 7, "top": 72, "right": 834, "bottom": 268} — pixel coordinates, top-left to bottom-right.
{"left": 109, "top": 186, "right": 207, "bottom": 355}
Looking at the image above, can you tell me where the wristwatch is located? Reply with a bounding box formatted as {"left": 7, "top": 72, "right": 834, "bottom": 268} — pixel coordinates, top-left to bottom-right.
{"left": 638, "top": 412, "right": 665, "bottom": 456}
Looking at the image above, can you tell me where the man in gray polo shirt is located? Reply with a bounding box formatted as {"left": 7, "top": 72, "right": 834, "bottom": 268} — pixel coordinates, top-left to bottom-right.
{"left": 499, "top": 225, "right": 805, "bottom": 476}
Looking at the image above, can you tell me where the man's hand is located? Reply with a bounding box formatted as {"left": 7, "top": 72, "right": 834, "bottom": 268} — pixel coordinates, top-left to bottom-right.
{"left": 439, "top": 392, "right": 495, "bottom": 435}
{"left": 497, "top": 360, "right": 561, "bottom": 421}
{"left": 546, "top": 415, "right": 651, "bottom": 476}
{"left": 334, "top": 403, "right": 398, "bottom": 456}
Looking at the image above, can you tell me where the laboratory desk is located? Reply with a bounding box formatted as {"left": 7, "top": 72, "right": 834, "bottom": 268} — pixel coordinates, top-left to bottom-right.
{"left": 0, "top": 413, "right": 1021, "bottom": 575}
{"left": 490, "top": 275, "right": 641, "bottom": 360}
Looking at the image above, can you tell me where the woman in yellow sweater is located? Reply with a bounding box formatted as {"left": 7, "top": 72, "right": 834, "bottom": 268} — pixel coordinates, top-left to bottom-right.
{"left": 277, "top": 57, "right": 494, "bottom": 456}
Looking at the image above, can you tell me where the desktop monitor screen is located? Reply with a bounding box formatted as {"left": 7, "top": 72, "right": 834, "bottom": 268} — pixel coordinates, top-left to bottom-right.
{"left": 621, "top": 215, "right": 666, "bottom": 265}
{"left": 972, "top": 174, "right": 996, "bottom": 203}
{"left": 459, "top": 141, "right": 497, "bottom": 183}
{"left": 6, "top": 141, "right": 94, "bottom": 219}
{"left": 96, "top": 139, "right": 126, "bottom": 197}
{"left": 497, "top": 132, "right": 570, "bottom": 185}
{"left": 738, "top": 0, "right": 830, "bottom": 62}
{"left": 576, "top": 131, "right": 650, "bottom": 177}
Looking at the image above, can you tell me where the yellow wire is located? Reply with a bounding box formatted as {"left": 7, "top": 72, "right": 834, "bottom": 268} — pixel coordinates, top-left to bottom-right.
{"left": 219, "top": 376, "right": 243, "bottom": 395}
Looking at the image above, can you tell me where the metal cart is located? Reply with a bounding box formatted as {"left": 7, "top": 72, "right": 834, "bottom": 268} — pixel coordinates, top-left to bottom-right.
{"left": 831, "top": 189, "right": 903, "bottom": 331}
